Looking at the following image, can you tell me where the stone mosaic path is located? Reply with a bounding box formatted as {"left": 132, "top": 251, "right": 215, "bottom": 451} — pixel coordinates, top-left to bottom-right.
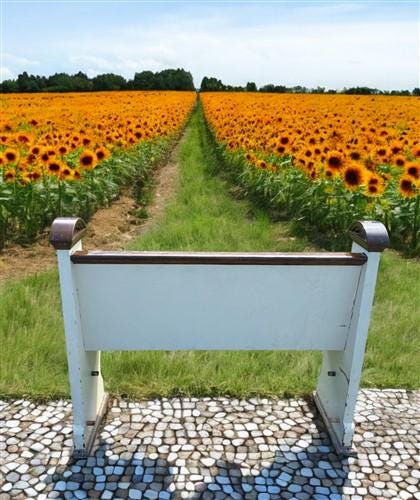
{"left": 1, "top": 390, "right": 419, "bottom": 499}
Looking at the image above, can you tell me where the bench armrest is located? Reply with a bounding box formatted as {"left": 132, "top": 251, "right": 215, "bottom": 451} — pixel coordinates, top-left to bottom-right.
{"left": 348, "top": 220, "right": 390, "bottom": 252}
{"left": 49, "top": 217, "right": 86, "bottom": 250}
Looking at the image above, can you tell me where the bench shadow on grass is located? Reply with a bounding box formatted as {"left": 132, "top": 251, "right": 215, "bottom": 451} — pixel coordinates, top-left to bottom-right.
{"left": 48, "top": 398, "right": 350, "bottom": 498}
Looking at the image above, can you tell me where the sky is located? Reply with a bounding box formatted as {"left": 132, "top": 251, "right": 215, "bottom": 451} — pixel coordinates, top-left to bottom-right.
{"left": 0, "top": 0, "right": 419, "bottom": 90}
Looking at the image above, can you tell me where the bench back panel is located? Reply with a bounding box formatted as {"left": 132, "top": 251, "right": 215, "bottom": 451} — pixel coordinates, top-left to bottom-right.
{"left": 74, "top": 263, "right": 362, "bottom": 351}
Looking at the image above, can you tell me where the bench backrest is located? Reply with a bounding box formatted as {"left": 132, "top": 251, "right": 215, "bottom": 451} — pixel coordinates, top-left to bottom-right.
{"left": 70, "top": 251, "right": 366, "bottom": 351}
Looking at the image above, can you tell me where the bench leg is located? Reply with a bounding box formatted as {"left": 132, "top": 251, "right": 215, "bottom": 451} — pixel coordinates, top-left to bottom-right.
{"left": 69, "top": 350, "right": 108, "bottom": 458}
{"left": 315, "top": 248, "right": 381, "bottom": 456}
{"left": 57, "top": 247, "right": 108, "bottom": 457}
{"left": 315, "top": 350, "right": 358, "bottom": 456}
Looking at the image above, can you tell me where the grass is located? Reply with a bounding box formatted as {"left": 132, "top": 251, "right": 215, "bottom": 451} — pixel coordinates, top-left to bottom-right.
{"left": 0, "top": 105, "right": 419, "bottom": 400}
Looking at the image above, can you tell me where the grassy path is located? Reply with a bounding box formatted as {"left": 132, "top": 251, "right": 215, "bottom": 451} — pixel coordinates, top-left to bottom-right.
{"left": 0, "top": 106, "right": 419, "bottom": 400}
{"left": 129, "top": 104, "right": 308, "bottom": 254}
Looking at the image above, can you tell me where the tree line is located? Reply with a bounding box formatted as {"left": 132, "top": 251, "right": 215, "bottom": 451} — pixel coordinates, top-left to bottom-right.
{"left": 0, "top": 69, "right": 195, "bottom": 93}
{"left": 200, "top": 77, "right": 420, "bottom": 96}
{"left": 1, "top": 69, "right": 419, "bottom": 96}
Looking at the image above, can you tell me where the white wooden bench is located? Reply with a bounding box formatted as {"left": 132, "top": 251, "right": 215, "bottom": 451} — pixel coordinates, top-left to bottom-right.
{"left": 50, "top": 218, "right": 389, "bottom": 458}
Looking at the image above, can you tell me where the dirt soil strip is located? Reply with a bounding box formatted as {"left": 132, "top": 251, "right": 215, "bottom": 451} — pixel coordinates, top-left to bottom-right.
{"left": 0, "top": 136, "right": 183, "bottom": 284}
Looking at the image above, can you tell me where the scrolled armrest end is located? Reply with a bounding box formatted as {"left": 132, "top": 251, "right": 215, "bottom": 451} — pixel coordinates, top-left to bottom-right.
{"left": 49, "top": 217, "right": 86, "bottom": 250}
{"left": 348, "top": 220, "right": 390, "bottom": 252}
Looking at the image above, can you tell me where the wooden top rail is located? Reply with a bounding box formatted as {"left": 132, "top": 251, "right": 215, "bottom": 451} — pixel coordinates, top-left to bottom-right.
{"left": 70, "top": 250, "right": 367, "bottom": 266}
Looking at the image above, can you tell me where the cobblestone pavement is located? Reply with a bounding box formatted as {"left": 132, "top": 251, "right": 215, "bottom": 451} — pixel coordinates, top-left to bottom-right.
{"left": 1, "top": 390, "right": 419, "bottom": 499}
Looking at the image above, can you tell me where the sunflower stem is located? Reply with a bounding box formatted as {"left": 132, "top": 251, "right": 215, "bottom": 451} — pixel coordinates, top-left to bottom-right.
{"left": 412, "top": 195, "right": 419, "bottom": 250}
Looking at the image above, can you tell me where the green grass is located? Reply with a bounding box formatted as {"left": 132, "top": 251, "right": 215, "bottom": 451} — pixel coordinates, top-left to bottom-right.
{"left": 0, "top": 106, "right": 419, "bottom": 400}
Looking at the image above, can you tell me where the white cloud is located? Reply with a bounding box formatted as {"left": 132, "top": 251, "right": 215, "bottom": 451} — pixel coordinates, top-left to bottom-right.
{"left": 0, "top": 66, "right": 14, "bottom": 81}
{"left": 0, "top": 53, "right": 40, "bottom": 81}
{"left": 57, "top": 15, "right": 419, "bottom": 90}
{"left": 2, "top": 53, "right": 39, "bottom": 67}
{"left": 4, "top": 4, "right": 417, "bottom": 90}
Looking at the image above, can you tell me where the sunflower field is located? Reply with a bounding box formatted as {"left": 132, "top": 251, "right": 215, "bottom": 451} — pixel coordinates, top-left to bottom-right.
{"left": 0, "top": 91, "right": 196, "bottom": 249}
{"left": 201, "top": 93, "right": 420, "bottom": 254}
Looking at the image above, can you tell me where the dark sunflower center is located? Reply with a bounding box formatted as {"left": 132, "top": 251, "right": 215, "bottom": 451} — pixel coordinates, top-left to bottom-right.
{"left": 345, "top": 168, "right": 361, "bottom": 186}
{"left": 328, "top": 156, "right": 341, "bottom": 168}
{"left": 81, "top": 156, "right": 93, "bottom": 166}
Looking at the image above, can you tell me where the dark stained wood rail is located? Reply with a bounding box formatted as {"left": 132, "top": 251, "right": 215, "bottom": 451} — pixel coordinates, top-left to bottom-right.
{"left": 70, "top": 250, "right": 368, "bottom": 266}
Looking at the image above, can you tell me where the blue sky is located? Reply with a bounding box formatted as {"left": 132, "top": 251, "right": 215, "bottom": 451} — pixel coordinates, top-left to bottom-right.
{"left": 1, "top": 1, "right": 419, "bottom": 90}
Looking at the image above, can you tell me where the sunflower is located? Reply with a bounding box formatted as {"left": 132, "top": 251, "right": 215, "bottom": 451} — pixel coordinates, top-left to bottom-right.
{"left": 324, "top": 167, "right": 338, "bottom": 179}
{"left": 58, "top": 145, "right": 68, "bottom": 156}
{"left": 16, "top": 133, "right": 33, "bottom": 145}
{"left": 399, "top": 176, "right": 417, "bottom": 198}
{"left": 40, "top": 149, "right": 50, "bottom": 163}
{"left": 47, "top": 159, "right": 63, "bottom": 176}
{"left": 365, "top": 173, "right": 385, "bottom": 196}
{"left": 309, "top": 168, "right": 318, "bottom": 180}
{"left": 0, "top": 134, "right": 10, "bottom": 145}
{"left": 365, "top": 184, "right": 381, "bottom": 196}
{"left": 412, "top": 145, "right": 420, "bottom": 158}
{"left": 20, "top": 172, "right": 33, "bottom": 185}
{"left": 274, "top": 142, "right": 286, "bottom": 155}
{"left": 82, "top": 136, "right": 92, "bottom": 147}
{"left": 374, "top": 146, "right": 391, "bottom": 163}
{"left": 26, "top": 153, "right": 37, "bottom": 164}
{"left": 342, "top": 163, "right": 366, "bottom": 191}
{"left": 393, "top": 155, "right": 406, "bottom": 168}
{"left": 294, "top": 154, "right": 306, "bottom": 168}
{"left": 279, "top": 135, "right": 290, "bottom": 146}
{"left": 245, "top": 151, "right": 256, "bottom": 163}
{"left": 404, "top": 162, "right": 419, "bottom": 181}
{"left": 28, "top": 168, "right": 42, "bottom": 182}
{"left": 95, "top": 146, "right": 110, "bottom": 161}
{"left": 326, "top": 150, "right": 345, "bottom": 170}
{"left": 30, "top": 145, "right": 41, "bottom": 156}
{"left": 4, "top": 168, "right": 16, "bottom": 182}
{"left": 0, "top": 153, "right": 6, "bottom": 167}
{"left": 60, "top": 166, "right": 74, "bottom": 181}
{"left": 4, "top": 148, "right": 20, "bottom": 164}
{"left": 390, "top": 141, "right": 403, "bottom": 156}
{"left": 349, "top": 149, "right": 362, "bottom": 161}
{"left": 79, "top": 150, "right": 97, "bottom": 170}
{"left": 73, "top": 169, "right": 81, "bottom": 180}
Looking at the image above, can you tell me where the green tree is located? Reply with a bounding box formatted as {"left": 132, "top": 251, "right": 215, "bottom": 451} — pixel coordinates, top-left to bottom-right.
{"left": 132, "top": 71, "right": 156, "bottom": 90}
{"left": 0, "top": 79, "right": 18, "bottom": 92}
{"left": 92, "top": 73, "right": 127, "bottom": 91}
{"left": 72, "top": 71, "right": 93, "bottom": 92}
{"left": 47, "top": 72, "right": 75, "bottom": 92}
{"left": 200, "top": 76, "right": 226, "bottom": 91}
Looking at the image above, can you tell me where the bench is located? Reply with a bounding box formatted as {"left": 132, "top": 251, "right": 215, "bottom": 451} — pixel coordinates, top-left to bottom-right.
{"left": 49, "top": 217, "right": 389, "bottom": 458}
